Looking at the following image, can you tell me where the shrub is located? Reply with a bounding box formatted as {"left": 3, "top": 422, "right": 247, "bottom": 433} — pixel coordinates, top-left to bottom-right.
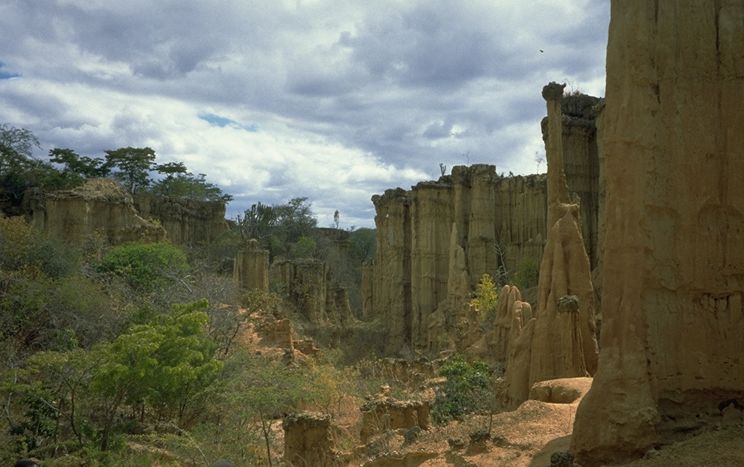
{"left": 470, "top": 273, "right": 499, "bottom": 319}
{"left": 97, "top": 242, "right": 188, "bottom": 292}
{"left": 432, "top": 355, "right": 492, "bottom": 424}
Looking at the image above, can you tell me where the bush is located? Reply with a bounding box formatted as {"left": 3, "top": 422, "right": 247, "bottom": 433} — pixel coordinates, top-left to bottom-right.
{"left": 97, "top": 242, "right": 188, "bottom": 292}
{"left": 432, "top": 356, "right": 492, "bottom": 424}
{"left": 470, "top": 273, "right": 499, "bottom": 319}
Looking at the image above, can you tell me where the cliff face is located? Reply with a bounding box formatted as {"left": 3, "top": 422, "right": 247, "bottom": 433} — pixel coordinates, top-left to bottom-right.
{"left": 30, "top": 179, "right": 227, "bottom": 247}
{"left": 270, "top": 258, "right": 352, "bottom": 326}
{"left": 572, "top": 2, "right": 744, "bottom": 465}
{"left": 505, "top": 83, "right": 599, "bottom": 405}
{"left": 33, "top": 179, "right": 165, "bottom": 244}
{"left": 365, "top": 90, "right": 600, "bottom": 354}
{"left": 134, "top": 193, "right": 227, "bottom": 245}
{"left": 233, "top": 239, "right": 270, "bottom": 292}
{"left": 367, "top": 168, "right": 550, "bottom": 353}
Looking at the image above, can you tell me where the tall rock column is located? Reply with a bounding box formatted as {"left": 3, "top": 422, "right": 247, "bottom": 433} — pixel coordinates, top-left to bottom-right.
{"left": 572, "top": 2, "right": 744, "bottom": 465}
{"left": 506, "top": 83, "right": 598, "bottom": 404}
{"left": 410, "top": 182, "right": 452, "bottom": 350}
{"left": 371, "top": 189, "right": 412, "bottom": 352}
{"left": 543, "top": 83, "right": 571, "bottom": 229}
{"left": 233, "top": 239, "right": 270, "bottom": 291}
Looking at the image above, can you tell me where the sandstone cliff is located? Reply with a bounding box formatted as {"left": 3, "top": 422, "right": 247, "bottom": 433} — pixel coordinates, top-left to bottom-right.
{"left": 366, "top": 168, "right": 547, "bottom": 353}
{"left": 233, "top": 238, "right": 270, "bottom": 292}
{"left": 365, "top": 96, "right": 600, "bottom": 354}
{"left": 271, "top": 257, "right": 352, "bottom": 326}
{"left": 32, "top": 179, "right": 165, "bottom": 244}
{"left": 505, "top": 83, "right": 598, "bottom": 405}
{"left": 572, "top": 2, "right": 744, "bottom": 465}
{"left": 134, "top": 193, "right": 227, "bottom": 245}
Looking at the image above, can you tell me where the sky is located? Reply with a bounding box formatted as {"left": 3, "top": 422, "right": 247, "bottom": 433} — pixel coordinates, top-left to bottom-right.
{"left": 0, "top": 0, "right": 610, "bottom": 228}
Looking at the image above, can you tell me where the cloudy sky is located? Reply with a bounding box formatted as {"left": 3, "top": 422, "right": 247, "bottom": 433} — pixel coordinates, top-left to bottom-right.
{"left": 0, "top": 0, "right": 609, "bottom": 228}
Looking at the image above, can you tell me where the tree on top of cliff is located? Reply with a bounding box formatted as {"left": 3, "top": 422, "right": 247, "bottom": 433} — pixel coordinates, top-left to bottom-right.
{"left": 103, "top": 146, "right": 157, "bottom": 194}
{"left": 237, "top": 197, "right": 317, "bottom": 258}
{"left": 49, "top": 148, "right": 109, "bottom": 183}
{"left": 150, "top": 170, "right": 233, "bottom": 203}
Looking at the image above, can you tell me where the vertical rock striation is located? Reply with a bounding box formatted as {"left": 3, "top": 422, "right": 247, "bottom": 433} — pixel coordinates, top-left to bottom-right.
{"left": 505, "top": 83, "right": 599, "bottom": 405}
{"left": 365, "top": 91, "right": 600, "bottom": 355}
{"left": 34, "top": 179, "right": 165, "bottom": 244}
{"left": 572, "top": 2, "right": 744, "bottom": 465}
{"left": 233, "top": 239, "right": 270, "bottom": 292}
{"left": 134, "top": 193, "right": 227, "bottom": 246}
{"left": 367, "top": 167, "right": 550, "bottom": 353}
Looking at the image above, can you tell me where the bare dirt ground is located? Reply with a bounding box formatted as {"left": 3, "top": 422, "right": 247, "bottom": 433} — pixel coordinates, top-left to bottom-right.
{"left": 352, "top": 387, "right": 744, "bottom": 467}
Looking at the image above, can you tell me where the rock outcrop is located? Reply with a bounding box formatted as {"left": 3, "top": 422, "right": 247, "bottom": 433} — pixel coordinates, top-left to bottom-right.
{"left": 505, "top": 83, "right": 599, "bottom": 406}
{"left": 283, "top": 412, "right": 335, "bottom": 467}
{"left": 367, "top": 168, "right": 548, "bottom": 353}
{"left": 541, "top": 93, "right": 601, "bottom": 269}
{"left": 360, "top": 396, "right": 431, "bottom": 443}
{"left": 233, "top": 239, "right": 270, "bottom": 292}
{"left": 133, "top": 193, "right": 227, "bottom": 245}
{"left": 32, "top": 179, "right": 165, "bottom": 244}
{"left": 365, "top": 94, "right": 600, "bottom": 354}
{"left": 271, "top": 258, "right": 353, "bottom": 326}
{"left": 572, "top": 2, "right": 744, "bottom": 465}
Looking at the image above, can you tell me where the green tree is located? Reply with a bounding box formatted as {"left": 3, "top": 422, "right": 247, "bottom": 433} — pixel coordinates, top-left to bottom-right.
{"left": 103, "top": 146, "right": 156, "bottom": 193}
{"left": 237, "top": 197, "right": 317, "bottom": 258}
{"left": 470, "top": 273, "right": 499, "bottom": 319}
{"left": 49, "top": 148, "right": 107, "bottom": 183}
{"left": 219, "top": 352, "right": 323, "bottom": 466}
{"left": 0, "top": 124, "right": 62, "bottom": 212}
{"left": 97, "top": 242, "right": 189, "bottom": 292}
{"left": 154, "top": 161, "right": 188, "bottom": 178}
{"left": 92, "top": 300, "right": 222, "bottom": 450}
{"left": 150, "top": 172, "right": 232, "bottom": 202}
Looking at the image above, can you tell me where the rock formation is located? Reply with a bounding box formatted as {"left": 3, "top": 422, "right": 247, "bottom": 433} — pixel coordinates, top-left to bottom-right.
{"left": 365, "top": 96, "right": 600, "bottom": 354}
{"left": 233, "top": 239, "right": 270, "bottom": 291}
{"left": 271, "top": 258, "right": 352, "bottom": 326}
{"left": 572, "top": 2, "right": 744, "bottom": 465}
{"left": 28, "top": 178, "right": 229, "bottom": 247}
{"left": 283, "top": 412, "right": 335, "bottom": 467}
{"left": 541, "top": 93, "right": 601, "bottom": 269}
{"left": 367, "top": 168, "right": 549, "bottom": 353}
{"left": 31, "top": 179, "right": 165, "bottom": 244}
{"left": 505, "top": 83, "right": 598, "bottom": 406}
{"left": 360, "top": 396, "right": 431, "bottom": 443}
{"left": 133, "top": 193, "right": 227, "bottom": 245}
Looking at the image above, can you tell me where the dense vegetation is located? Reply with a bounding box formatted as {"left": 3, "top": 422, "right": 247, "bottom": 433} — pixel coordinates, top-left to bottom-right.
{"left": 0, "top": 123, "right": 506, "bottom": 465}
{"left": 0, "top": 215, "right": 382, "bottom": 465}
{"left": 0, "top": 124, "right": 383, "bottom": 465}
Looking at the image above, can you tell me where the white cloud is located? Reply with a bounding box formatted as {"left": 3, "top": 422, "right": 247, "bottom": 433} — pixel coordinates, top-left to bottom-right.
{"left": 0, "top": 0, "right": 610, "bottom": 227}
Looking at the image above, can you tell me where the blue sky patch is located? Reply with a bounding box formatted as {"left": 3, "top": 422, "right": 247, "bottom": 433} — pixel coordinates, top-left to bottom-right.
{"left": 0, "top": 61, "right": 20, "bottom": 80}
{"left": 198, "top": 112, "right": 258, "bottom": 132}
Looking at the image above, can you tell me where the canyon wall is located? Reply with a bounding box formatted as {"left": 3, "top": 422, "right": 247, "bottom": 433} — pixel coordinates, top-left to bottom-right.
{"left": 365, "top": 94, "right": 600, "bottom": 353}
{"left": 134, "top": 193, "right": 227, "bottom": 245}
{"left": 233, "top": 239, "right": 270, "bottom": 292}
{"left": 30, "top": 179, "right": 227, "bottom": 246}
{"left": 32, "top": 179, "right": 166, "bottom": 245}
{"left": 572, "top": 1, "right": 744, "bottom": 465}
{"left": 271, "top": 258, "right": 352, "bottom": 326}
{"left": 505, "top": 83, "right": 599, "bottom": 405}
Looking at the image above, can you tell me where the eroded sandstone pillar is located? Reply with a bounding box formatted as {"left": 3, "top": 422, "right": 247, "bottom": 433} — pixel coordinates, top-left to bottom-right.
{"left": 233, "top": 239, "right": 270, "bottom": 291}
